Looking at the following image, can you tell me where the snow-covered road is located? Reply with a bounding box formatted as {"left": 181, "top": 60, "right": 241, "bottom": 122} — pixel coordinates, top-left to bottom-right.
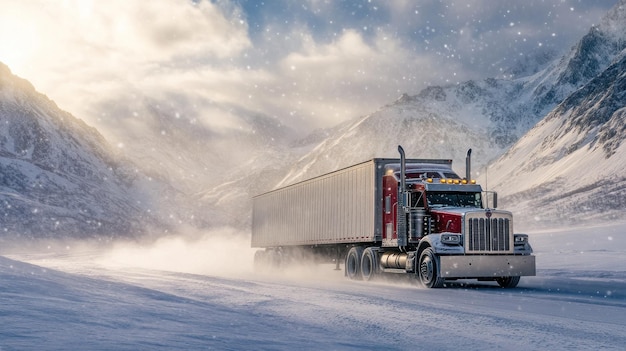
{"left": 1, "top": 223, "right": 625, "bottom": 350}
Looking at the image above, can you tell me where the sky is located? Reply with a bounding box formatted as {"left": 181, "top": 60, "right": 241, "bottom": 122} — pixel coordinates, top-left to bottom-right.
{"left": 0, "top": 0, "right": 618, "bottom": 138}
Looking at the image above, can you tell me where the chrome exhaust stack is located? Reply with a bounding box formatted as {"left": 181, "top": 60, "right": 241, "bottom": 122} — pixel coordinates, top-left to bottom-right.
{"left": 398, "top": 145, "right": 406, "bottom": 197}
{"left": 397, "top": 145, "right": 407, "bottom": 247}
{"left": 465, "top": 148, "right": 472, "bottom": 181}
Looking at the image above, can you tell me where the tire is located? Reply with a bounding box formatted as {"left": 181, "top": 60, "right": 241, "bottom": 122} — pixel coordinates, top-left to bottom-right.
{"left": 254, "top": 249, "right": 282, "bottom": 272}
{"left": 418, "top": 248, "right": 444, "bottom": 288}
{"left": 268, "top": 249, "right": 283, "bottom": 268}
{"left": 496, "top": 276, "right": 520, "bottom": 288}
{"left": 361, "top": 247, "right": 379, "bottom": 281}
{"left": 345, "top": 246, "right": 364, "bottom": 280}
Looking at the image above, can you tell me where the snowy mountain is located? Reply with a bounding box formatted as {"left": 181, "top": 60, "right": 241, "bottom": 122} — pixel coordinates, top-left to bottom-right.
{"left": 486, "top": 51, "right": 626, "bottom": 227}
{"left": 0, "top": 63, "right": 180, "bottom": 239}
{"left": 2, "top": 2, "right": 625, "bottom": 236}
{"left": 81, "top": 87, "right": 308, "bottom": 231}
{"left": 522, "top": 0, "right": 626, "bottom": 119}
{"left": 483, "top": 1, "right": 626, "bottom": 227}
{"left": 0, "top": 61, "right": 310, "bottom": 235}
{"left": 275, "top": 1, "right": 626, "bottom": 188}
{"left": 91, "top": 90, "right": 298, "bottom": 194}
{"left": 275, "top": 91, "right": 498, "bottom": 187}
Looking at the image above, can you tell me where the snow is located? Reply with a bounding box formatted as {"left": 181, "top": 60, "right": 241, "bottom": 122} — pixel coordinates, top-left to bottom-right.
{"left": 1, "top": 223, "right": 625, "bottom": 350}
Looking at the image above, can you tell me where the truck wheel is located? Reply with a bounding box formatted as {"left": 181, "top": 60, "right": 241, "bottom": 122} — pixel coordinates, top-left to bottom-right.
{"left": 418, "top": 248, "right": 444, "bottom": 288}
{"left": 345, "top": 246, "right": 364, "bottom": 280}
{"left": 361, "top": 247, "right": 379, "bottom": 281}
{"left": 496, "top": 276, "right": 520, "bottom": 288}
{"left": 269, "top": 249, "right": 283, "bottom": 268}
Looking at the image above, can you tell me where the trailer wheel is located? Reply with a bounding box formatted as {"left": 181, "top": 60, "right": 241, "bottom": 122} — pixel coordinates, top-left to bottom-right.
{"left": 254, "top": 250, "right": 269, "bottom": 272}
{"left": 496, "top": 276, "right": 520, "bottom": 288}
{"left": 418, "top": 248, "right": 444, "bottom": 288}
{"left": 268, "top": 249, "right": 283, "bottom": 268}
{"left": 361, "top": 247, "right": 379, "bottom": 281}
{"left": 345, "top": 246, "right": 364, "bottom": 280}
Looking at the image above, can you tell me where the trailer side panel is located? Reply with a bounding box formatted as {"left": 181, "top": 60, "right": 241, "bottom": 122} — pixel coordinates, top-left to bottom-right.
{"left": 252, "top": 160, "right": 380, "bottom": 247}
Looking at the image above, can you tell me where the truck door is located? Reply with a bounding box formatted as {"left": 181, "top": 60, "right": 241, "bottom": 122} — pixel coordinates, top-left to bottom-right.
{"left": 382, "top": 174, "right": 398, "bottom": 244}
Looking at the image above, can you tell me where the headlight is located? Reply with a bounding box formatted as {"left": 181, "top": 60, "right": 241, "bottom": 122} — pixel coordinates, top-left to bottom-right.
{"left": 441, "top": 234, "right": 461, "bottom": 245}
{"left": 514, "top": 234, "right": 528, "bottom": 245}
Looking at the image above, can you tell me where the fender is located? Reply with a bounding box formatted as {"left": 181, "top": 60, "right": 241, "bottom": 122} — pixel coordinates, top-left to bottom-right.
{"left": 417, "top": 233, "right": 465, "bottom": 255}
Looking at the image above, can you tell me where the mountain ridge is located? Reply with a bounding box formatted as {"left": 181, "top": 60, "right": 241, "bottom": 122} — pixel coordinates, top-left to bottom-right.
{"left": 2, "top": 1, "right": 625, "bottom": 236}
{"left": 0, "top": 63, "right": 179, "bottom": 239}
{"left": 250, "top": 0, "right": 626, "bottom": 228}
{"left": 486, "top": 52, "right": 626, "bottom": 227}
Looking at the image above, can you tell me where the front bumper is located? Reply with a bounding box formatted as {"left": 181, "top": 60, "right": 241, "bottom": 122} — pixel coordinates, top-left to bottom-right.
{"left": 440, "top": 255, "right": 536, "bottom": 278}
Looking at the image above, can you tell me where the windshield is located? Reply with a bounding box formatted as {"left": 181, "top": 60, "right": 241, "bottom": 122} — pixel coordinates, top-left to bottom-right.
{"left": 427, "top": 191, "right": 482, "bottom": 208}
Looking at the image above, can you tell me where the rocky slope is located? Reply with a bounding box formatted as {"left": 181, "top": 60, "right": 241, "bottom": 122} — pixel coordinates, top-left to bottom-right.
{"left": 0, "top": 63, "right": 178, "bottom": 239}
{"left": 271, "top": 2, "right": 625, "bottom": 189}
{"left": 487, "top": 51, "right": 626, "bottom": 228}
{"left": 2, "top": 1, "right": 625, "bottom": 236}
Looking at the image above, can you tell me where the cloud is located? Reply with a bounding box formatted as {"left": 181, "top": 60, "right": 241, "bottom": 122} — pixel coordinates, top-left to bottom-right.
{"left": 0, "top": 0, "right": 251, "bottom": 128}
{"left": 0, "top": 0, "right": 617, "bottom": 140}
{"left": 271, "top": 28, "right": 457, "bottom": 127}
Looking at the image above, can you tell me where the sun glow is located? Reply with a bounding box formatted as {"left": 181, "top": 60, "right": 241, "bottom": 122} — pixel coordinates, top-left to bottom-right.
{"left": 0, "top": 11, "right": 42, "bottom": 77}
{"left": 0, "top": 0, "right": 256, "bottom": 137}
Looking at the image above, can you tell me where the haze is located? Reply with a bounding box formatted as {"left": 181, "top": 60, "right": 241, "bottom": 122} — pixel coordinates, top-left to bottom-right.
{"left": 0, "top": 0, "right": 615, "bottom": 141}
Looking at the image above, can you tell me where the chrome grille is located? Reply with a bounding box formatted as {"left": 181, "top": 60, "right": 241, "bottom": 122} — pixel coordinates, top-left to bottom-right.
{"left": 466, "top": 217, "right": 511, "bottom": 253}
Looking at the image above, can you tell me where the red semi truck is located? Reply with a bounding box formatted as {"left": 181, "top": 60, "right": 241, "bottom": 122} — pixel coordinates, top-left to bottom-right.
{"left": 252, "top": 146, "right": 535, "bottom": 288}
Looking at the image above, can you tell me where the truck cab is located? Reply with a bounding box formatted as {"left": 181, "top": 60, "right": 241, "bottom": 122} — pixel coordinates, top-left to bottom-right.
{"left": 374, "top": 156, "right": 535, "bottom": 288}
